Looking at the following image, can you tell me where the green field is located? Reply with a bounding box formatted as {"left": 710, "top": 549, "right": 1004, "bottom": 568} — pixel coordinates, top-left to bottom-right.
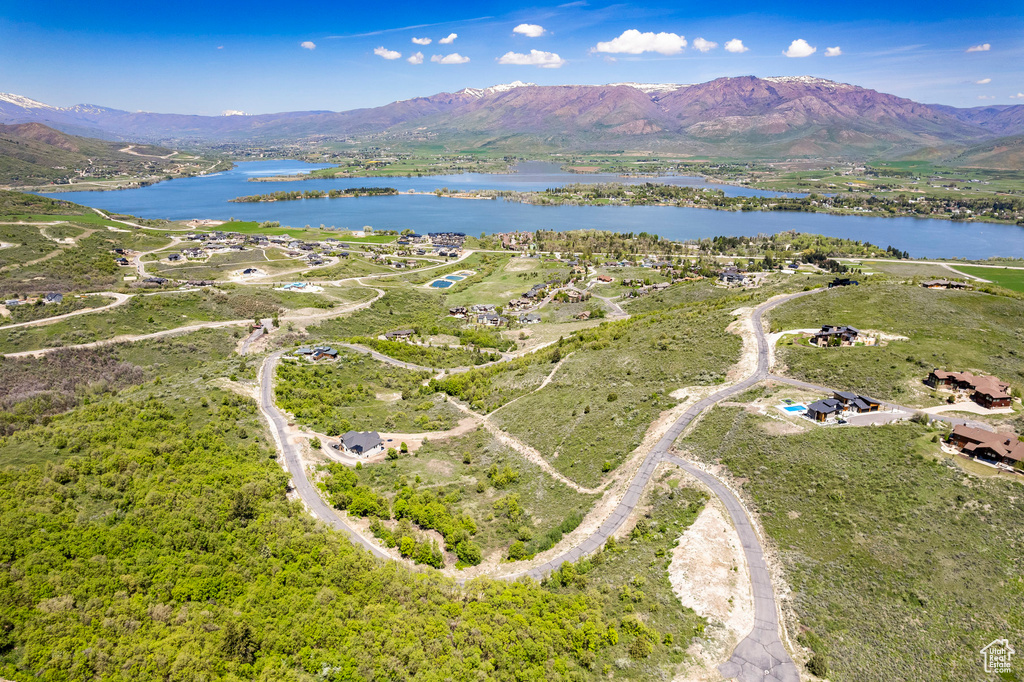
{"left": 275, "top": 349, "right": 461, "bottom": 434}
{"left": 324, "top": 425, "right": 598, "bottom": 561}
{"left": 442, "top": 256, "right": 568, "bottom": 307}
{"left": 677, "top": 407, "right": 1024, "bottom": 681}
{"left": 770, "top": 280, "right": 1024, "bottom": 406}
{"left": 951, "top": 265, "right": 1024, "bottom": 292}
{"left": 147, "top": 247, "right": 305, "bottom": 279}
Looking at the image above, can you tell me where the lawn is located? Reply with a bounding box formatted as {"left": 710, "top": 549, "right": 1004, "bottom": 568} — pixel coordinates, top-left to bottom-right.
{"left": 769, "top": 280, "right": 1024, "bottom": 406}
{"left": 443, "top": 256, "right": 569, "bottom": 307}
{"left": 951, "top": 265, "right": 1024, "bottom": 292}
{"left": 676, "top": 406, "right": 1024, "bottom": 681}
{"left": 148, "top": 248, "right": 305, "bottom": 280}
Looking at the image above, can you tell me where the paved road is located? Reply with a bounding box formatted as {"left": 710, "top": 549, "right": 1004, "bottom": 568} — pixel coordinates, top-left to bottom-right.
{"left": 514, "top": 289, "right": 817, "bottom": 680}
{"left": 0, "top": 292, "right": 132, "bottom": 330}
{"left": 767, "top": 374, "right": 994, "bottom": 431}
{"left": 259, "top": 351, "right": 391, "bottom": 560}
{"left": 666, "top": 455, "right": 800, "bottom": 682}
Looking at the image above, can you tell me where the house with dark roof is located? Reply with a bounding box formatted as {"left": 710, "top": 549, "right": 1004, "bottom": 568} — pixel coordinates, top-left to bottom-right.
{"left": 828, "top": 278, "right": 859, "bottom": 288}
{"left": 311, "top": 346, "right": 338, "bottom": 361}
{"left": 385, "top": 329, "right": 414, "bottom": 341}
{"left": 948, "top": 425, "right": 1024, "bottom": 468}
{"left": 810, "top": 325, "right": 870, "bottom": 347}
{"left": 832, "top": 391, "right": 881, "bottom": 413}
{"left": 921, "top": 279, "right": 970, "bottom": 290}
{"left": 806, "top": 398, "right": 843, "bottom": 422}
{"left": 927, "top": 370, "right": 1013, "bottom": 408}
{"left": 43, "top": 293, "right": 63, "bottom": 304}
{"left": 339, "top": 431, "right": 384, "bottom": 458}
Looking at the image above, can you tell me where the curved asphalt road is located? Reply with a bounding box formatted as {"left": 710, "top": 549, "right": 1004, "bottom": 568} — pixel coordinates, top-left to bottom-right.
{"left": 260, "top": 287, "right": 820, "bottom": 680}
{"left": 259, "top": 351, "right": 390, "bottom": 560}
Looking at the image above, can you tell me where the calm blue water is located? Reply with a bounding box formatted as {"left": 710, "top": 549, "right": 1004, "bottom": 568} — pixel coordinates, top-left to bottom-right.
{"left": 47, "top": 160, "right": 1024, "bottom": 259}
{"left": 430, "top": 280, "right": 454, "bottom": 288}
{"left": 445, "top": 275, "right": 464, "bottom": 281}
{"left": 782, "top": 405, "right": 807, "bottom": 413}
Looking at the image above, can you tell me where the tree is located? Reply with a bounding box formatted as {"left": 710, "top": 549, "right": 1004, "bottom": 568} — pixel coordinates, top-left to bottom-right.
{"left": 400, "top": 442, "right": 408, "bottom": 454}
{"left": 222, "top": 621, "right": 257, "bottom": 664}
{"left": 386, "top": 447, "right": 399, "bottom": 460}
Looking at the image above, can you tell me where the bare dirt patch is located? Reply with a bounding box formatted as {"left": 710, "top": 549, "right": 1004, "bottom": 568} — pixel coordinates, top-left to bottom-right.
{"left": 669, "top": 495, "right": 754, "bottom": 681}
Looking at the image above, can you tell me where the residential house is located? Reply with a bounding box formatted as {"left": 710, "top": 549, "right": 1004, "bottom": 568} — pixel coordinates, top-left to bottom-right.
{"left": 448, "top": 306, "right": 468, "bottom": 318}
{"left": 597, "top": 275, "right": 613, "bottom": 283}
{"left": 518, "top": 313, "right": 541, "bottom": 324}
{"left": 810, "top": 325, "right": 869, "bottom": 347}
{"left": 115, "top": 257, "right": 130, "bottom": 266}
{"left": 477, "top": 313, "right": 506, "bottom": 327}
{"left": 828, "top": 278, "right": 859, "bottom": 288}
{"left": 469, "top": 304, "right": 495, "bottom": 313}
{"left": 948, "top": 425, "right": 1024, "bottom": 468}
{"left": 311, "top": 346, "right": 338, "bottom": 361}
{"left": 385, "top": 329, "right": 414, "bottom": 341}
{"left": 806, "top": 398, "right": 844, "bottom": 422}
{"left": 926, "top": 370, "right": 1013, "bottom": 408}
{"left": 921, "top": 279, "right": 970, "bottom": 290}
{"left": 832, "top": 391, "right": 881, "bottom": 413}
{"left": 167, "top": 253, "right": 182, "bottom": 262}
{"left": 43, "top": 293, "right": 63, "bottom": 304}
{"left": 143, "top": 277, "right": 168, "bottom": 285}
{"left": 339, "top": 431, "right": 385, "bottom": 458}
{"left": 574, "top": 310, "right": 591, "bottom": 320}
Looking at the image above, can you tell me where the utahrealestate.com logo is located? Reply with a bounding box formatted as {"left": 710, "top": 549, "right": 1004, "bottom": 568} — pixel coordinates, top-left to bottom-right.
{"left": 982, "top": 638, "right": 1014, "bottom": 674}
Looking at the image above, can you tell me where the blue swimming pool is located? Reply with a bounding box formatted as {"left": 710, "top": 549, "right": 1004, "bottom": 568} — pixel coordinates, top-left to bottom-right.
{"left": 445, "top": 275, "right": 464, "bottom": 281}
{"left": 782, "top": 405, "right": 806, "bottom": 413}
{"left": 430, "top": 280, "right": 454, "bottom": 288}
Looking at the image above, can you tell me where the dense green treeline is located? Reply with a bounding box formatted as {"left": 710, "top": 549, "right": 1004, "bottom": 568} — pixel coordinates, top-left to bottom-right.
{"left": 0, "top": 390, "right": 625, "bottom": 681}
{"left": 230, "top": 188, "right": 398, "bottom": 203}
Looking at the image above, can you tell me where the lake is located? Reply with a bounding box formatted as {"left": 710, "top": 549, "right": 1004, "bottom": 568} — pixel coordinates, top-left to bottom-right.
{"left": 49, "top": 161, "right": 1024, "bottom": 259}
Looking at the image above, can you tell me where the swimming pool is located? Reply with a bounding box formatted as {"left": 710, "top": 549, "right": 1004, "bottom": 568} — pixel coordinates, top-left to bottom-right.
{"left": 780, "top": 404, "right": 807, "bottom": 413}
{"left": 430, "top": 280, "right": 454, "bottom": 288}
{"left": 445, "top": 275, "right": 464, "bottom": 281}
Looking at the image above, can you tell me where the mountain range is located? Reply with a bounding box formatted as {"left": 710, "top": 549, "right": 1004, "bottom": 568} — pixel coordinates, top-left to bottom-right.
{"left": 2, "top": 77, "right": 1024, "bottom": 159}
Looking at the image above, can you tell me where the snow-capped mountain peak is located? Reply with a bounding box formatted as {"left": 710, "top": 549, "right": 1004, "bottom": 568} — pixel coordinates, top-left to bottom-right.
{"left": 605, "top": 82, "right": 690, "bottom": 95}
{"left": 459, "top": 81, "right": 536, "bottom": 98}
{"left": 0, "top": 93, "right": 55, "bottom": 110}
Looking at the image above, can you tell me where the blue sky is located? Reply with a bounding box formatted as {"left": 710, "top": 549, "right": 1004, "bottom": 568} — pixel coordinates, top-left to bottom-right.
{"left": 1, "top": 0, "right": 1021, "bottom": 114}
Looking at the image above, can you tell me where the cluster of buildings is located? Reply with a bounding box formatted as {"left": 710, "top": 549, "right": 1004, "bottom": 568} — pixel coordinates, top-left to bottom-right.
{"left": 805, "top": 391, "right": 883, "bottom": 422}
{"left": 496, "top": 232, "right": 533, "bottom": 250}
{"left": 4, "top": 292, "right": 64, "bottom": 307}
{"left": 926, "top": 370, "right": 1013, "bottom": 409}
{"left": 293, "top": 345, "right": 339, "bottom": 361}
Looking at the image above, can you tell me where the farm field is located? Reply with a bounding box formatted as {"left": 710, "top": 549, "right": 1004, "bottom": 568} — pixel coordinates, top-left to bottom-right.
{"left": 951, "top": 264, "right": 1024, "bottom": 292}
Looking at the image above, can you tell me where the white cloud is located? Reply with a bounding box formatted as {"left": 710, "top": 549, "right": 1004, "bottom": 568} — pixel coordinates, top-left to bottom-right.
{"left": 374, "top": 46, "right": 402, "bottom": 60}
{"left": 222, "top": 110, "right": 247, "bottom": 116}
{"left": 966, "top": 43, "right": 991, "bottom": 52}
{"left": 592, "top": 29, "right": 687, "bottom": 55}
{"left": 431, "top": 52, "right": 470, "bottom": 64}
{"left": 412, "top": 37, "right": 432, "bottom": 45}
{"left": 824, "top": 46, "right": 842, "bottom": 57}
{"left": 439, "top": 33, "right": 457, "bottom": 44}
{"left": 783, "top": 39, "right": 816, "bottom": 58}
{"left": 976, "top": 78, "right": 992, "bottom": 84}
{"left": 978, "top": 95, "right": 995, "bottom": 100}
{"left": 1010, "top": 93, "right": 1024, "bottom": 99}
{"left": 692, "top": 37, "right": 717, "bottom": 53}
{"left": 408, "top": 51, "right": 424, "bottom": 65}
{"left": 217, "top": 45, "right": 224, "bottom": 50}
{"left": 724, "top": 38, "right": 748, "bottom": 53}
{"left": 513, "top": 23, "right": 546, "bottom": 38}
{"left": 300, "top": 41, "right": 316, "bottom": 50}
{"left": 497, "top": 49, "right": 566, "bottom": 68}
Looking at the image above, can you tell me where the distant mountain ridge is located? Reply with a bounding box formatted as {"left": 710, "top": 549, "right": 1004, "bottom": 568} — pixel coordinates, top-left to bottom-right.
{"left": 3, "top": 77, "right": 1024, "bottom": 158}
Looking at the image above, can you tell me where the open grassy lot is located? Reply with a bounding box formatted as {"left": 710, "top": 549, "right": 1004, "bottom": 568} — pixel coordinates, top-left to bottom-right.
{"left": 0, "top": 226, "right": 172, "bottom": 294}
{"left": 0, "top": 224, "right": 57, "bottom": 269}
{"left": 850, "top": 261, "right": 959, "bottom": 278}
{"left": 292, "top": 256, "right": 393, "bottom": 280}
{"left": 543, "top": 475, "right": 709, "bottom": 680}
{"left": 677, "top": 406, "right": 1024, "bottom": 681}
{"left": 770, "top": 281, "right": 1024, "bottom": 405}
{"left": 952, "top": 265, "right": 1024, "bottom": 292}
{"left": 330, "top": 426, "right": 598, "bottom": 561}
{"left": 443, "top": 256, "right": 570, "bottom": 307}
{"left": 275, "top": 348, "right": 461, "bottom": 434}
{"left": 147, "top": 247, "right": 305, "bottom": 280}
{"left": 0, "top": 288, "right": 326, "bottom": 353}
{"left": 492, "top": 302, "right": 743, "bottom": 487}
{"left": 0, "top": 294, "right": 113, "bottom": 327}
